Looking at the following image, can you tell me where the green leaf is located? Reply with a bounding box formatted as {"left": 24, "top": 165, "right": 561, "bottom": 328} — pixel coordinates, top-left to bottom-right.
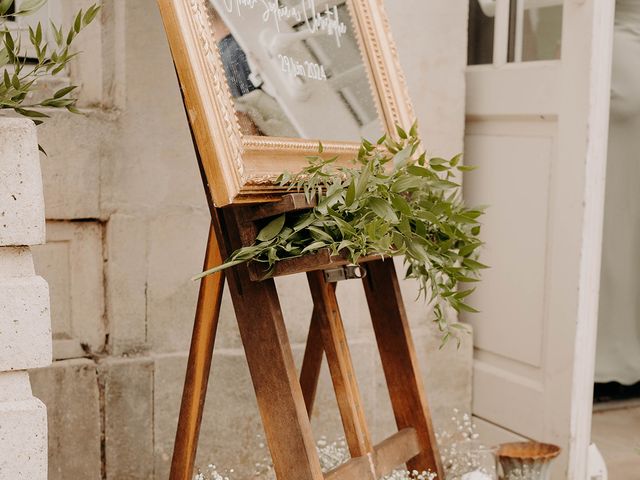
{"left": 406, "top": 165, "right": 431, "bottom": 177}
{"left": 53, "top": 85, "right": 77, "bottom": 99}
{"left": 368, "top": 197, "right": 398, "bottom": 223}
{"left": 11, "top": 72, "right": 20, "bottom": 90}
{"left": 454, "top": 288, "right": 476, "bottom": 300}
{"left": 391, "top": 176, "right": 423, "bottom": 193}
{"left": 345, "top": 178, "right": 356, "bottom": 207}
{"left": 409, "top": 121, "right": 419, "bottom": 137}
{"left": 15, "top": 0, "right": 46, "bottom": 15}
{"left": 256, "top": 214, "right": 286, "bottom": 242}
{"left": 15, "top": 107, "right": 49, "bottom": 118}
{"left": 406, "top": 240, "right": 428, "bottom": 262}
{"left": 66, "top": 27, "right": 76, "bottom": 46}
{"left": 307, "top": 225, "right": 334, "bottom": 242}
{"left": 41, "top": 97, "right": 75, "bottom": 108}
{"left": 462, "top": 258, "right": 489, "bottom": 270}
{"left": 459, "top": 242, "right": 481, "bottom": 257}
{"left": 233, "top": 245, "right": 264, "bottom": 261}
{"left": 0, "top": 0, "right": 13, "bottom": 15}
{"left": 51, "top": 21, "right": 63, "bottom": 45}
{"left": 453, "top": 214, "right": 478, "bottom": 225}
{"left": 301, "top": 241, "right": 327, "bottom": 254}
{"left": 355, "top": 161, "right": 371, "bottom": 198}
{"left": 74, "top": 9, "right": 83, "bottom": 33}
{"left": 4, "top": 32, "right": 15, "bottom": 53}
{"left": 416, "top": 210, "right": 439, "bottom": 224}
{"left": 293, "top": 214, "right": 315, "bottom": 232}
{"left": 390, "top": 193, "right": 411, "bottom": 215}
{"left": 192, "top": 259, "right": 245, "bottom": 280}
{"left": 454, "top": 301, "right": 480, "bottom": 314}
{"left": 393, "top": 145, "right": 412, "bottom": 167}
{"left": 431, "top": 179, "right": 459, "bottom": 190}
{"left": 83, "top": 4, "right": 101, "bottom": 26}
{"left": 0, "top": 48, "right": 9, "bottom": 67}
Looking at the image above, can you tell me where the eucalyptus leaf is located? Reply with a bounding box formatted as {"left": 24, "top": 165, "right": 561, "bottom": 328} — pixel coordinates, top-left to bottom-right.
{"left": 15, "top": 0, "right": 46, "bottom": 15}
{"left": 301, "top": 241, "right": 328, "bottom": 254}
{"left": 368, "top": 197, "right": 399, "bottom": 223}
{"left": 345, "top": 178, "right": 356, "bottom": 207}
{"left": 0, "top": 0, "right": 13, "bottom": 16}
{"left": 53, "top": 85, "right": 77, "bottom": 98}
{"left": 256, "top": 214, "right": 286, "bottom": 242}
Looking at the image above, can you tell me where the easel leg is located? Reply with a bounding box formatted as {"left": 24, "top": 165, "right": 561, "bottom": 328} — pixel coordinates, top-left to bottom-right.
{"left": 362, "top": 259, "right": 445, "bottom": 478}
{"left": 169, "top": 223, "right": 225, "bottom": 480}
{"left": 221, "top": 209, "right": 324, "bottom": 480}
{"left": 300, "top": 309, "right": 323, "bottom": 417}
{"left": 307, "top": 271, "right": 373, "bottom": 460}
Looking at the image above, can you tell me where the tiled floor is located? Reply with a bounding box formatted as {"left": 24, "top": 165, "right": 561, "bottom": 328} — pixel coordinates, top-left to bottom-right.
{"left": 591, "top": 401, "right": 640, "bottom": 478}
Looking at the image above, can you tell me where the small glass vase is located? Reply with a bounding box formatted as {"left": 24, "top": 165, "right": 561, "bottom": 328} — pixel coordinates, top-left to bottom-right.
{"left": 446, "top": 440, "right": 498, "bottom": 480}
{"left": 496, "top": 442, "right": 561, "bottom": 480}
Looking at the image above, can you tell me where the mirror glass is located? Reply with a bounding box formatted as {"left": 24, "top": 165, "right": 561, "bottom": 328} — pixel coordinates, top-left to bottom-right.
{"left": 208, "top": 0, "right": 384, "bottom": 142}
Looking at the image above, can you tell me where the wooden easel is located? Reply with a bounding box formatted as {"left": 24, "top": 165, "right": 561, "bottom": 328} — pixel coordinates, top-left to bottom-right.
{"left": 168, "top": 180, "right": 445, "bottom": 479}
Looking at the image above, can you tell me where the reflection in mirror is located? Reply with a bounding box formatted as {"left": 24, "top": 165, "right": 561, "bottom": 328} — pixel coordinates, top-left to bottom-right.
{"left": 208, "top": 0, "right": 383, "bottom": 142}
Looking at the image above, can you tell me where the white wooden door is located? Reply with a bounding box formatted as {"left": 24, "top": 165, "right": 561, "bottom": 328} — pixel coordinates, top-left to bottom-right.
{"left": 463, "top": 1, "right": 614, "bottom": 478}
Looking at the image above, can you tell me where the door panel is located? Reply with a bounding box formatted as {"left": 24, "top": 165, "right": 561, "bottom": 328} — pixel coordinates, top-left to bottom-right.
{"left": 465, "top": 125, "right": 554, "bottom": 367}
{"left": 466, "top": 63, "right": 559, "bottom": 117}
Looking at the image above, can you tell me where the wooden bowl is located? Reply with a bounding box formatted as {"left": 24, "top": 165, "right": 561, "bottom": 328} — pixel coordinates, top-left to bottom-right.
{"left": 497, "top": 442, "right": 561, "bottom": 461}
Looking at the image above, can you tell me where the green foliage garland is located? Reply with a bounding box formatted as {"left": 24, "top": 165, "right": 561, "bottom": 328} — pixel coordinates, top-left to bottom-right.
{"left": 0, "top": 0, "right": 100, "bottom": 132}
{"left": 198, "top": 125, "right": 487, "bottom": 342}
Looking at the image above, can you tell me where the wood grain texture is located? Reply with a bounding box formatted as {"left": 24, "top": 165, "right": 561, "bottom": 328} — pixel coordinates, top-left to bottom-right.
{"left": 362, "top": 259, "right": 444, "bottom": 477}
{"left": 323, "top": 428, "right": 421, "bottom": 480}
{"left": 241, "top": 193, "right": 316, "bottom": 222}
{"left": 324, "top": 456, "right": 372, "bottom": 480}
{"left": 169, "top": 222, "right": 225, "bottom": 480}
{"left": 372, "top": 428, "right": 421, "bottom": 477}
{"left": 307, "top": 271, "right": 373, "bottom": 458}
{"left": 221, "top": 208, "right": 324, "bottom": 480}
{"left": 249, "top": 251, "right": 383, "bottom": 281}
{"left": 300, "top": 310, "right": 324, "bottom": 417}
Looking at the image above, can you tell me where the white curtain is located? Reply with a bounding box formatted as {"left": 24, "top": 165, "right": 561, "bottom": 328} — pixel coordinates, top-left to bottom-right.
{"left": 596, "top": 0, "right": 640, "bottom": 385}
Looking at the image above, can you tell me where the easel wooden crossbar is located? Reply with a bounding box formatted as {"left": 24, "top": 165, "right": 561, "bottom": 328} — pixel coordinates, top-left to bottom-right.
{"left": 169, "top": 193, "right": 444, "bottom": 480}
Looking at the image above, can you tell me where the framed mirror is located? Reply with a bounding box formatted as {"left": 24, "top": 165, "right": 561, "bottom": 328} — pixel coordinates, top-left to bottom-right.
{"left": 158, "top": 0, "right": 415, "bottom": 206}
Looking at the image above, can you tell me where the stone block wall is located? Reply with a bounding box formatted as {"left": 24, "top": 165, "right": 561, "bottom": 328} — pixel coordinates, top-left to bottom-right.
{"left": 0, "top": 119, "right": 52, "bottom": 480}
{"left": 24, "top": 1, "right": 472, "bottom": 478}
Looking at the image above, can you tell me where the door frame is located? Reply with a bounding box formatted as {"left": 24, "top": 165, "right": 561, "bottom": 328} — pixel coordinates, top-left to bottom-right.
{"left": 464, "top": 1, "right": 615, "bottom": 477}
{"left": 564, "top": 1, "right": 614, "bottom": 477}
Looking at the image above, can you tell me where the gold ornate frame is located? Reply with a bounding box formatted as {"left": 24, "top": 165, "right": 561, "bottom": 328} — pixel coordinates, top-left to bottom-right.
{"left": 157, "top": 0, "right": 415, "bottom": 206}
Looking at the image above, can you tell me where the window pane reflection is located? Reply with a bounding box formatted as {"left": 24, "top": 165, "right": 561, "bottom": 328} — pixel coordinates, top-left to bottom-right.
{"left": 509, "top": 1, "right": 563, "bottom": 62}
{"left": 468, "top": 0, "right": 495, "bottom": 65}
